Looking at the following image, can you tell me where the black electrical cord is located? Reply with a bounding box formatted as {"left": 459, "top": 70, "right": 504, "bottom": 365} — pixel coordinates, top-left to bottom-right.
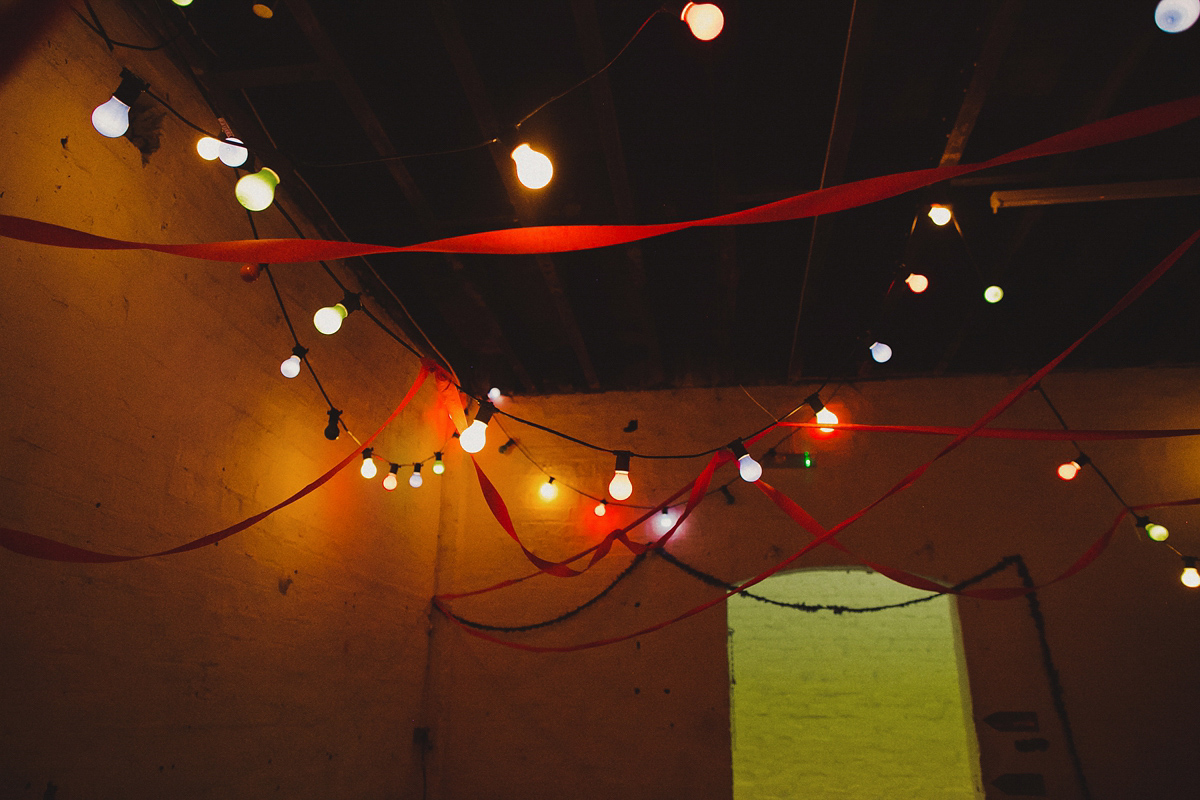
{"left": 74, "top": 4, "right": 182, "bottom": 52}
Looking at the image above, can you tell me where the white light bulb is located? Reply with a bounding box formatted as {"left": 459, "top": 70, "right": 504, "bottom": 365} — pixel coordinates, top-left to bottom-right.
{"left": 594, "top": 501, "right": 607, "bottom": 517}
{"left": 459, "top": 420, "right": 488, "bottom": 454}
{"left": 383, "top": 473, "right": 398, "bottom": 491}
{"left": 905, "top": 273, "right": 929, "bottom": 293}
{"left": 539, "top": 478, "right": 558, "bottom": 501}
{"left": 984, "top": 285, "right": 1005, "bottom": 304}
{"left": 196, "top": 136, "right": 222, "bottom": 160}
{"left": 609, "top": 471, "right": 632, "bottom": 501}
{"left": 360, "top": 455, "right": 378, "bottom": 479}
{"left": 488, "top": 387, "right": 502, "bottom": 402}
{"left": 92, "top": 97, "right": 131, "bottom": 138}
{"left": 655, "top": 509, "right": 676, "bottom": 533}
{"left": 409, "top": 467, "right": 424, "bottom": 488}
{"left": 511, "top": 144, "right": 553, "bottom": 189}
{"left": 1057, "top": 461, "right": 1080, "bottom": 481}
{"left": 869, "top": 341, "right": 892, "bottom": 363}
{"left": 928, "top": 204, "right": 952, "bottom": 226}
{"left": 1182, "top": 565, "right": 1200, "bottom": 588}
{"left": 218, "top": 137, "right": 248, "bottom": 168}
{"left": 681, "top": 2, "right": 724, "bottom": 40}
{"left": 1156, "top": 0, "right": 1200, "bottom": 32}
{"left": 737, "top": 453, "right": 763, "bottom": 482}
{"left": 816, "top": 407, "right": 839, "bottom": 432}
{"left": 280, "top": 354, "right": 301, "bottom": 378}
{"left": 313, "top": 303, "right": 348, "bottom": 335}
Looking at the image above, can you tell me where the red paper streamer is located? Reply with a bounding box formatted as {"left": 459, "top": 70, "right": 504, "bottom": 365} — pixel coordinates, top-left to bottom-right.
{"left": 1, "top": 95, "right": 1198, "bottom": 262}
{"left": 0, "top": 362, "right": 432, "bottom": 562}
{"left": 776, "top": 422, "right": 1200, "bottom": 440}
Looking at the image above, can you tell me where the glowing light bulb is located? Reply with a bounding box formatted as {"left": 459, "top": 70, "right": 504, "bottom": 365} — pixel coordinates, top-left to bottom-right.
{"left": 280, "top": 354, "right": 301, "bottom": 378}
{"left": 1057, "top": 461, "right": 1080, "bottom": 481}
{"left": 511, "top": 144, "right": 553, "bottom": 189}
{"left": 1147, "top": 523, "right": 1170, "bottom": 542}
{"left": 488, "top": 387, "right": 502, "bottom": 402}
{"left": 1156, "top": 0, "right": 1200, "bottom": 32}
{"left": 905, "top": 273, "right": 929, "bottom": 293}
{"left": 594, "top": 500, "right": 607, "bottom": 517}
{"left": 984, "top": 285, "right": 1005, "bottom": 304}
{"left": 928, "top": 204, "right": 952, "bottom": 226}
{"left": 218, "top": 137, "right": 248, "bottom": 168}
{"left": 252, "top": 3, "right": 274, "bottom": 18}
{"left": 681, "top": 2, "right": 724, "bottom": 40}
{"left": 539, "top": 477, "right": 558, "bottom": 501}
{"left": 409, "top": 463, "right": 424, "bottom": 488}
{"left": 609, "top": 451, "right": 633, "bottom": 500}
{"left": 869, "top": 341, "right": 892, "bottom": 363}
{"left": 816, "top": 407, "right": 838, "bottom": 432}
{"left": 235, "top": 167, "right": 280, "bottom": 211}
{"left": 313, "top": 303, "right": 348, "bottom": 335}
{"left": 360, "top": 450, "right": 377, "bottom": 479}
{"left": 654, "top": 508, "right": 676, "bottom": 533}
{"left": 383, "top": 464, "right": 399, "bottom": 491}
{"left": 172, "top": 0, "right": 194, "bottom": 6}
{"left": 197, "top": 136, "right": 222, "bottom": 160}
{"left": 459, "top": 403, "right": 495, "bottom": 454}
{"left": 432, "top": 453, "right": 445, "bottom": 475}
{"left": 324, "top": 409, "right": 341, "bottom": 440}
{"left": 730, "top": 439, "right": 762, "bottom": 483}
{"left": 1181, "top": 558, "right": 1200, "bottom": 588}
{"left": 92, "top": 97, "right": 132, "bottom": 138}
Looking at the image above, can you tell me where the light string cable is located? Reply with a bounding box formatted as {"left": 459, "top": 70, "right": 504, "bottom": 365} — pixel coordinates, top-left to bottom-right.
{"left": 73, "top": 3, "right": 186, "bottom": 53}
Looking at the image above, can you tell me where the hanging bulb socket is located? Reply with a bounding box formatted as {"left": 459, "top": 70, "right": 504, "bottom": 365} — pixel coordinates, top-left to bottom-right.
{"left": 360, "top": 448, "right": 378, "bottom": 479}
{"left": 459, "top": 401, "right": 496, "bottom": 454}
{"left": 280, "top": 344, "right": 307, "bottom": 378}
{"left": 92, "top": 68, "right": 148, "bottom": 138}
{"left": 729, "top": 438, "right": 763, "bottom": 482}
{"left": 594, "top": 499, "right": 608, "bottom": 517}
{"left": 806, "top": 392, "right": 839, "bottom": 431}
{"left": 609, "top": 450, "right": 633, "bottom": 500}
{"left": 498, "top": 437, "right": 517, "bottom": 454}
{"left": 409, "top": 463, "right": 424, "bottom": 488}
{"left": 323, "top": 409, "right": 342, "bottom": 440}
{"left": 383, "top": 463, "right": 400, "bottom": 491}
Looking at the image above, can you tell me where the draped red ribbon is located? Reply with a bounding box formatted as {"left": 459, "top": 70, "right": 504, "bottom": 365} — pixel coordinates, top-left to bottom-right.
{"left": 1, "top": 95, "right": 1198, "bottom": 262}
{"left": 776, "top": 422, "right": 1200, "bottom": 440}
{"left": 0, "top": 362, "right": 432, "bottom": 562}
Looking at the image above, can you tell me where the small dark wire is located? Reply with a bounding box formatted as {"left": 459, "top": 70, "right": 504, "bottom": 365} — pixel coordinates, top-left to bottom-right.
{"left": 359, "top": 306, "right": 423, "bottom": 360}
{"left": 79, "top": 2, "right": 114, "bottom": 51}
{"left": 1034, "top": 384, "right": 1131, "bottom": 508}
{"left": 144, "top": 88, "right": 220, "bottom": 137}
{"left": 74, "top": 6, "right": 181, "bottom": 51}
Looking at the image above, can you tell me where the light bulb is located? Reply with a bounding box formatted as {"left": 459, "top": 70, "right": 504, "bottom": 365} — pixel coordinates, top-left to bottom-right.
{"left": 681, "top": 2, "right": 724, "bottom": 40}
{"left": 511, "top": 144, "right": 553, "bottom": 189}
{"left": 1181, "top": 558, "right": 1200, "bottom": 588}
{"left": 816, "top": 407, "right": 839, "bottom": 432}
{"left": 197, "top": 136, "right": 222, "bottom": 160}
{"left": 218, "top": 137, "right": 248, "bottom": 168}
{"left": 92, "top": 97, "right": 132, "bottom": 138}
{"left": 539, "top": 477, "right": 558, "bottom": 501}
{"left": 409, "top": 464, "right": 424, "bottom": 488}
{"left": 928, "top": 204, "right": 952, "bottom": 226}
{"left": 360, "top": 450, "right": 377, "bottom": 479}
{"left": 1147, "top": 523, "right": 1170, "bottom": 542}
{"left": 1057, "top": 461, "right": 1080, "bottom": 481}
{"left": 488, "top": 387, "right": 502, "bottom": 402}
{"left": 172, "top": 0, "right": 194, "bottom": 6}
{"left": 324, "top": 409, "right": 341, "bottom": 440}
{"left": 313, "top": 303, "right": 348, "bottom": 335}
{"left": 459, "top": 421, "right": 487, "bottom": 453}
{"left": 1156, "top": 0, "right": 1200, "bottom": 32}
{"left": 654, "top": 508, "right": 676, "bottom": 533}
{"left": 594, "top": 500, "right": 607, "bottom": 517}
{"left": 383, "top": 464, "right": 399, "bottom": 491}
{"left": 280, "top": 354, "right": 301, "bottom": 378}
{"left": 235, "top": 167, "right": 280, "bottom": 211}
{"left": 730, "top": 439, "right": 762, "bottom": 482}
{"left": 905, "top": 273, "right": 929, "bottom": 293}
{"left": 984, "top": 285, "right": 1005, "bottom": 304}
{"left": 252, "top": 3, "right": 274, "bottom": 18}
{"left": 609, "top": 451, "right": 633, "bottom": 500}
{"left": 432, "top": 453, "right": 445, "bottom": 475}
{"left": 869, "top": 341, "right": 892, "bottom": 363}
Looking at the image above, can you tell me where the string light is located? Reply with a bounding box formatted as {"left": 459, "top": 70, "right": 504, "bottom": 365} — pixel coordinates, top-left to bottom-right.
{"left": 729, "top": 439, "right": 762, "bottom": 483}
{"left": 432, "top": 452, "right": 445, "bottom": 475}
{"left": 239, "top": 263, "right": 262, "bottom": 283}
{"left": 313, "top": 291, "right": 362, "bottom": 335}
{"left": 235, "top": 167, "right": 280, "bottom": 211}
{"left": 383, "top": 463, "right": 399, "bottom": 491}
{"left": 409, "top": 463, "right": 424, "bottom": 488}
{"left": 280, "top": 344, "right": 307, "bottom": 378}
{"left": 609, "top": 451, "right": 633, "bottom": 500}
{"left": 869, "top": 341, "right": 893, "bottom": 363}
{"left": 252, "top": 2, "right": 276, "bottom": 18}
{"left": 218, "top": 137, "right": 249, "bottom": 168}
{"left": 594, "top": 499, "right": 607, "bottom": 517}
{"left": 681, "top": 2, "right": 724, "bottom": 40}
{"left": 539, "top": 476, "right": 559, "bottom": 500}
{"left": 1136, "top": 515, "right": 1170, "bottom": 542}
{"left": 1156, "top": 0, "right": 1200, "bottom": 32}
{"left": 197, "top": 136, "right": 222, "bottom": 160}
{"left": 806, "top": 392, "right": 839, "bottom": 432}
{"left": 172, "top": 0, "right": 194, "bottom": 6}
{"left": 459, "top": 402, "right": 496, "bottom": 454}
{"left": 654, "top": 507, "right": 676, "bottom": 533}
{"left": 91, "top": 68, "right": 147, "bottom": 138}
{"left": 1181, "top": 556, "right": 1200, "bottom": 588}
{"left": 497, "top": 437, "right": 517, "bottom": 454}
{"left": 905, "top": 273, "right": 929, "bottom": 293}
{"left": 323, "top": 409, "right": 342, "bottom": 440}
{"left": 360, "top": 449, "right": 377, "bottom": 479}
{"left": 1056, "top": 454, "right": 1089, "bottom": 481}
{"left": 511, "top": 144, "right": 553, "bottom": 189}
{"left": 928, "top": 204, "right": 952, "bottom": 226}
{"left": 488, "top": 387, "right": 503, "bottom": 402}
{"left": 984, "top": 285, "right": 1005, "bottom": 304}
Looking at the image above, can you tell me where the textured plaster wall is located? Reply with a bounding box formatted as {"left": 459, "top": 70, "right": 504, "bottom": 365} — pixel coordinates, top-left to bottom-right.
{"left": 0, "top": 4, "right": 441, "bottom": 798}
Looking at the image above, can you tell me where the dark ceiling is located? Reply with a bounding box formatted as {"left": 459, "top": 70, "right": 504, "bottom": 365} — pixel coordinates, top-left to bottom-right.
{"left": 158, "top": 0, "right": 1200, "bottom": 395}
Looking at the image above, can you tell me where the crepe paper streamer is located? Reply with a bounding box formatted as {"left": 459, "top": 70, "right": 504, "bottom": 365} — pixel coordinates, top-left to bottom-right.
{"left": 0, "top": 362, "right": 433, "bottom": 562}
{"left": 776, "top": 422, "right": 1200, "bottom": 440}
{"left": 433, "top": 227, "right": 1200, "bottom": 650}
{"left": 2, "top": 95, "right": 1199, "bottom": 262}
